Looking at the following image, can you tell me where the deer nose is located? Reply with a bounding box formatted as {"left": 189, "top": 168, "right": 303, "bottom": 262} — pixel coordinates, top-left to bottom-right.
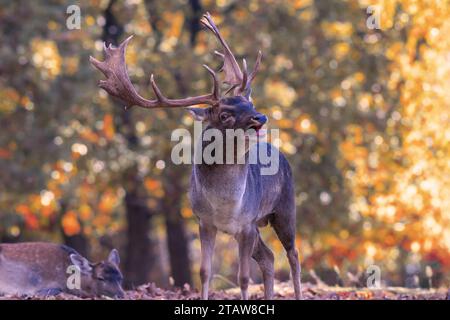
{"left": 252, "top": 114, "right": 267, "bottom": 125}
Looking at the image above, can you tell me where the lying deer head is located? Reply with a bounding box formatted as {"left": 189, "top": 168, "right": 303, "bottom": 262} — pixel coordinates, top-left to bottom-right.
{"left": 70, "top": 249, "right": 124, "bottom": 298}
{"left": 90, "top": 12, "right": 266, "bottom": 135}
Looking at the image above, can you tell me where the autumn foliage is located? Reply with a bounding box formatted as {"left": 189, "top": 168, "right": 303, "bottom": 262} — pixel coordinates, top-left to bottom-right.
{"left": 0, "top": 0, "right": 448, "bottom": 289}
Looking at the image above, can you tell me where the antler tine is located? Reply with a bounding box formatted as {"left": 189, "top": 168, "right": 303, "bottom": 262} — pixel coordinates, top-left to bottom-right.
{"left": 202, "top": 64, "right": 220, "bottom": 100}
{"left": 238, "top": 58, "right": 248, "bottom": 95}
{"left": 90, "top": 35, "right": 219, "bottom": 110}
{"left": 241, "top": 51, "right": 262, "bottom": 98}
{"left": 149, "top": 74, "right": 168, "bottom": 103}
{"left": 249, "top": 50, "right": 262, "bottom": 83}
{"left": 214, "top": 50, "right": 225, "bottom": 59}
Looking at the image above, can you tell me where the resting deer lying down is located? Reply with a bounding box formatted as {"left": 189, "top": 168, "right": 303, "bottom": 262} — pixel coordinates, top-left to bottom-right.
{"left": 90, "top": 12, "right": 303, "bottom": 300}
{"left": 0, "top": 242, "right": 124, "bottom": 298}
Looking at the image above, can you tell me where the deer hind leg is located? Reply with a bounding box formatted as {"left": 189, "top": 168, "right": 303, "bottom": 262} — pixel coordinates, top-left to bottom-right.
{"left": 236, "top": 226, "right": 258, "bottom": 300}
{"left": 199, "top": 223, "right": 217, "bottom": 300}
{"left": 252, "top": 231, "right": 275, "bottom": 299}
{"left": 271, "top": 211, "right": 303, "bottom": 300}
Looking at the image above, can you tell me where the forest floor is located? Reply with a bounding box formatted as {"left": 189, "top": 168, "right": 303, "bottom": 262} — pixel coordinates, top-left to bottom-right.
{"left": 0, "top": 282, "right": 448, "bottom": 300}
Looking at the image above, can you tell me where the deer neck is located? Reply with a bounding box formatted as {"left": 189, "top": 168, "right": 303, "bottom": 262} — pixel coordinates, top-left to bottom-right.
{"left": 193, "top": 129, "right": 250, "bottom": 203}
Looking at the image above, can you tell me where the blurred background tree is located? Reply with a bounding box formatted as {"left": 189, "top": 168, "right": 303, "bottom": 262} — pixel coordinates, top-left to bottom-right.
{"left": 0, "top": 0, "right": 448, "bottom": 290}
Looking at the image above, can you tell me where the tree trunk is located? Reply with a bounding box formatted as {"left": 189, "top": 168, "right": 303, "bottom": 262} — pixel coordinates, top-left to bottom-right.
{"left": 63, "top": 233, "right": 89, "bottom": 257}
{"left": 162, "top": 169, "right": 192, "bottom": 286}
{"left": 188, "top": 0, "right": 203, "bottom": 45}
{"left": 123, "top": 181, "right": 155, "bottom": 288}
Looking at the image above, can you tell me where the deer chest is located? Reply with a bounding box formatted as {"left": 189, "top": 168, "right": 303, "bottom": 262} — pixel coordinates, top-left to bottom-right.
{"left": 192, "top": 185, "right": 256, "bottom": 235}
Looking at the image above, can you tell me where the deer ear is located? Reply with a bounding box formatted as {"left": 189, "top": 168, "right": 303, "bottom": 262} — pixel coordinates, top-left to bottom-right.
{"left": 188, "top": 107, "right": 210, "bottom": 121}
{"left": 108, "top": 249, "right": 120, "bottom": 266}
{"left": 70, "top": 254, "right": 92, "bottom": 274}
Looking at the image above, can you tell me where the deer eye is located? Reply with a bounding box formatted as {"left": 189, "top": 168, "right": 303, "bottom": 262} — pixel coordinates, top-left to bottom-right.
{"left": 220, "top": 113, "right": 231, "bottom": 122}
{"left": 97, "top": 277, "right": 106, "bottom": 282}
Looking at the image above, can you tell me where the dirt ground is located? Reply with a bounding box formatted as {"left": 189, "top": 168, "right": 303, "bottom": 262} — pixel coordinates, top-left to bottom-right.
{"left": 0, "top": 282, "right": 448, "bottom": 300}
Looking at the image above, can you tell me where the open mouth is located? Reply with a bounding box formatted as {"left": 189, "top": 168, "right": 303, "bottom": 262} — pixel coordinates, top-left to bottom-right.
{"left": 246, "top": 123, "right": 267, "bottom": 138}
{"left": 247, "top": 123, "right": 263, "bottom": 132}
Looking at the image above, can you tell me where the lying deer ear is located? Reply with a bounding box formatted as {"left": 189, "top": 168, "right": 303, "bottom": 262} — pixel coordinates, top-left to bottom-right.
{"left": 108, "top": 249, "right": 120, "bottom": 266}
{"left": 188, "top": 107, "right": 210, "bottom": 121}
{"left": 70, "top": 254, "right": 92, "bottom": 274}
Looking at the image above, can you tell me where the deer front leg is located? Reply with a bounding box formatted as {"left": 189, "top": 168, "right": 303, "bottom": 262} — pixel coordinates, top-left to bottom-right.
{"left": 236, "top": 227, "right": 258, "bottom": 300}
{"left": 199, "top": 222, "right": 217, "bottom": 300}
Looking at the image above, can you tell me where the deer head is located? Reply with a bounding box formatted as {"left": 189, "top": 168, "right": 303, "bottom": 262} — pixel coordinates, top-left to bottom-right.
{"left": 70, "top": 249, "right": 124, "bottom": 298}
{"left": 90, "top": 12, "right": 267, "bottom": 134}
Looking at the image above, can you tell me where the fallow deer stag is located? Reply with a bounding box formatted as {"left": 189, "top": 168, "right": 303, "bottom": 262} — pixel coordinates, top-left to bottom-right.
{"left": 90, "top": 12, "right": 303, "bottom": 300}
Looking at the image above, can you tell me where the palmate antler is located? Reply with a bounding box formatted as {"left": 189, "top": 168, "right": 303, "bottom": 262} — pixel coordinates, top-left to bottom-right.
{"left": 90, "top": 12, "right": 261, "bottom": 110}
{"left": 89, "top": 36, "right": 219, "bottom": 109}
